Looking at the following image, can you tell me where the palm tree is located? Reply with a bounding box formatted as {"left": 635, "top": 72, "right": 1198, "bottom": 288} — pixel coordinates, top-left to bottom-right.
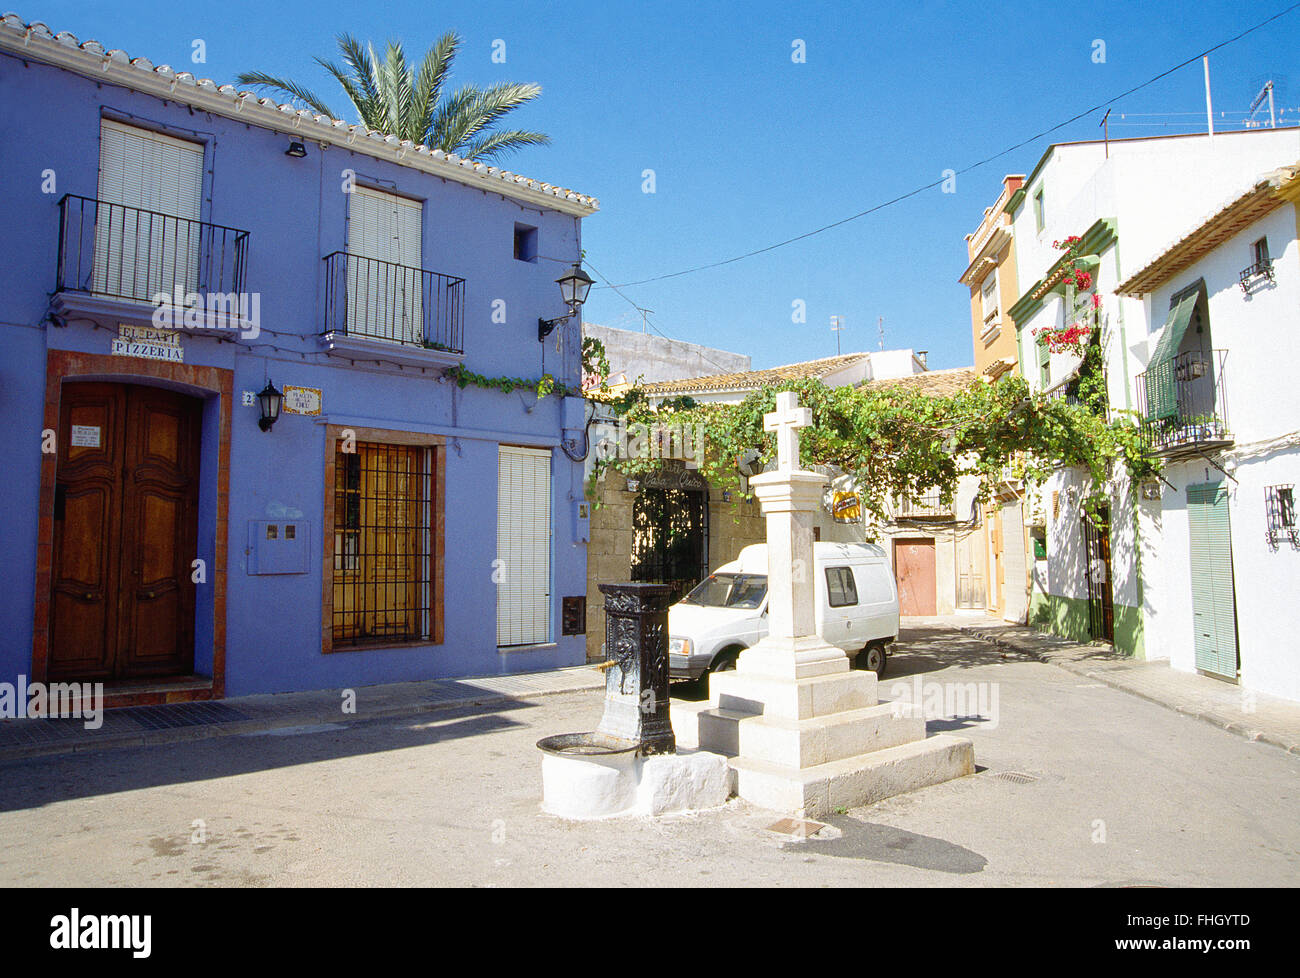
{"left": 237, "top": 32, "right": 549, "bottom": 163}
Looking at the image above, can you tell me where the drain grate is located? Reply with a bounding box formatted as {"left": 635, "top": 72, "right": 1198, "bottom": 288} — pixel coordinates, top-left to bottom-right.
{"left": 993, "top": 771, "right": 1040, "bottom": 784}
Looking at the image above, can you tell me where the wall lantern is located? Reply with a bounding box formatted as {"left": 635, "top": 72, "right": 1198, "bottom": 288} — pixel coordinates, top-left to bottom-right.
{"left": 285, "top": 141, "right": 308, "bottom": 158}
{"left": 257, "top": 381, "right": 284, "bottom": 432}
{"left": 538, "top": 262, "right": 595, "bottom": 341}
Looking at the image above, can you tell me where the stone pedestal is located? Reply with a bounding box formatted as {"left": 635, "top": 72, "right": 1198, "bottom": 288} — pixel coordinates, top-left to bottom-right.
{"left": 692, "top": 392, "right": 974, "bottom": 817}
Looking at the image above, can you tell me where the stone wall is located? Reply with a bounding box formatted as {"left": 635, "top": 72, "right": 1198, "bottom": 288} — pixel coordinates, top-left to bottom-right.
{"left": 584, "top": 469, "right": 765, "bottom": 661}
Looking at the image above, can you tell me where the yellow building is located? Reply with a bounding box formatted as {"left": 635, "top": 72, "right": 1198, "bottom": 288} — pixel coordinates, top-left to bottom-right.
{"left": 959, "top": 175, "right": 1031, "bottom": 622}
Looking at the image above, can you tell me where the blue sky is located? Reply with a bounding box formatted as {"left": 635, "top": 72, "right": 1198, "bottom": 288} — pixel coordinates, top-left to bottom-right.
{"left": 29, "top": 0, "right": 1300, "bottom": 371}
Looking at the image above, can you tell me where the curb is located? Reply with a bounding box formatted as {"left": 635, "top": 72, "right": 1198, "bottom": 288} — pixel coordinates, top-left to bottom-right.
{"left": 956, "top": 624, "right": 1300, "bottom": 757}
{"left": 0, "top": 674, "right": 604, "bottom": 763}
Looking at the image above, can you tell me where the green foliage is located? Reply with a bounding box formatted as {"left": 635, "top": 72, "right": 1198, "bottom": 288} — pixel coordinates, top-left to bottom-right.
{"left": 445, "top": 364, "right": 576, "bottom": 399}
{"left": 237, "top": 32, "right": 549, "bottom": 162}
{"left": 589, "top": 342, "right": 1160, "bottom": 516}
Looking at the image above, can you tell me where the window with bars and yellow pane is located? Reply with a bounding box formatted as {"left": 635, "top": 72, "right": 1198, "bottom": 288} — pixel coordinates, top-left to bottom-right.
{"left": 332, "top": 442, "right": 433, "bottom": 646}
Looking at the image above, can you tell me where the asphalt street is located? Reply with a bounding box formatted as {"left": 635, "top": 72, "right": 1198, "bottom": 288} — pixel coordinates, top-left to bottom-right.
{"left": 0, "top": 625, "right": 1296, "bottom": 886}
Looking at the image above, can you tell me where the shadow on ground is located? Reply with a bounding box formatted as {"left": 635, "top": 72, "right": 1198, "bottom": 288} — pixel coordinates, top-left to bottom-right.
{"left": 671, "top": 624, "right": 1036, "bottom": 703}
{"left": 0, "top": 701, "right": 537, "bottom": 813}
{"left": 800, "top": 817, "right": 989, "bottom": 874}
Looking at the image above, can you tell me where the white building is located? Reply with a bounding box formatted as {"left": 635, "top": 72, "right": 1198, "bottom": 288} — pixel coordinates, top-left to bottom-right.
{"left": 1117, "top": 161, "right": 1300, "bottom": 701}
{"left": 1006, "top": 127, "right": 1300, "bottom": 658}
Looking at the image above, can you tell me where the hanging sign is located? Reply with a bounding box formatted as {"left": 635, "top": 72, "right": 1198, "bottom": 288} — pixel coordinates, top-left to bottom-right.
{"left": 282, "top": 385, "right": 323, "bottom": 416}
{"left": 830, "top": 491, "right": 862, "bottom": 523}
{"left": 110, "top": 323, "right": 183, "bottom": 363}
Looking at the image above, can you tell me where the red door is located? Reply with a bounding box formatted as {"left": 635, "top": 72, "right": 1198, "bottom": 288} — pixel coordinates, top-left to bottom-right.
{"left": 894, "top": 538, "right": 937, "bottom": 616}
{"left": 49, "top": 382, "right": 201, "bottom": 681}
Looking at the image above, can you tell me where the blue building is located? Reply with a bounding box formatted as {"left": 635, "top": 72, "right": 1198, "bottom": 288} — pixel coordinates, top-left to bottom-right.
{"left": 0, "top": 15, "right": 598, "bottom": 704}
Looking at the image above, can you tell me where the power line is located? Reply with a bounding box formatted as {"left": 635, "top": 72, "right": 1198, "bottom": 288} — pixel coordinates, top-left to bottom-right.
{"left": 596, "top": 2, "right": 1300, "bottom": 291}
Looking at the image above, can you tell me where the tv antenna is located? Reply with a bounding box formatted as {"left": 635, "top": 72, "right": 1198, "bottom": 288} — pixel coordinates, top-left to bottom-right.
{"left": 830, "top": 315, "right": 845, "bottom": 355}
{"left": 878, "top": 315, "right": 885, "bottom": 352}
{"left": 1249, "top": 80, "right": 1276, "bottom": 128}
{"left": 634, "top": 305, "right": 654, "bottom": 334}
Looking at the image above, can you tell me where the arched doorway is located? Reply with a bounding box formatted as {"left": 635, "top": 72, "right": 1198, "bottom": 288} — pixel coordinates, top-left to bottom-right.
{"left": 629, "top": 465, "right": 710, "bottom": 602}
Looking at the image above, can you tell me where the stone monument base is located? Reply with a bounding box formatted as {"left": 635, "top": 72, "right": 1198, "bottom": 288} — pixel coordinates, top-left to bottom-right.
{"left": 689, "top": 637, "right": 974, "bottom": 818}
{"left": 540, "top": 748, "right": 733, "bottom": 820}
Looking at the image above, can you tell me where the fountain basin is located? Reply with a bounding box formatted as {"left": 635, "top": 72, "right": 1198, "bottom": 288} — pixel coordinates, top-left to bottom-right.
{"left": 538, "top": 732, "right": 732, "bottom": 820}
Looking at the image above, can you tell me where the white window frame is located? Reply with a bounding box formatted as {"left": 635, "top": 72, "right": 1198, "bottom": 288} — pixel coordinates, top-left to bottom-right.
{"left": 346, "top": 185, "right": 424, "bottom": 344}
{"left": 95, "top": 119, "right": 204, "bottom": 301}
{"left": 980, "top": 269, "right": 1000, "bottom": 337}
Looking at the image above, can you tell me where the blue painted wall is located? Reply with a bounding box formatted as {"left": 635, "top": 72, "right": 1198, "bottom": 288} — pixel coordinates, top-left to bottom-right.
{"left": 0, "top": 49, "right": 593, "bottom": 695}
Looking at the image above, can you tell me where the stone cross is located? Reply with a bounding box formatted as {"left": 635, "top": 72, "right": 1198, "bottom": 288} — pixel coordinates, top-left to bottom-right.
{"left": 764, "top": 391, "right": 813, "bottom": 472}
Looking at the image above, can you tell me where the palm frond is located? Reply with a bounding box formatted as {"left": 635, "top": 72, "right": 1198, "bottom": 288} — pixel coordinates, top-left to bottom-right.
{"left": 234, "top": 71, "right": 337, "bottom": 118}
{"left": 413, "top": 31, "right": 459, "bottom": 141}
{"left": 334, "top": 33, "right": 382, "bottom": 117}
{"left": 460, "top": 129, "right": 551, "bottom": 163}
{"left": 314, "top": 58, "right": 375, "bottom": 125}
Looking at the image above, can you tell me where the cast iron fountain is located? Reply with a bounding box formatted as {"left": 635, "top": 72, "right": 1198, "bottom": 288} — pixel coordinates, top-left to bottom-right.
{"left": 537, "top": 583, "right": 729, "bottom": 818}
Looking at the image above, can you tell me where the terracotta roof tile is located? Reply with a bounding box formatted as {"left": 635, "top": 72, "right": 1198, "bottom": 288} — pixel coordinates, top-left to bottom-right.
{"left": 641, "top": 353, "right": 871, "bottom": 396}
{"left": 861, "top": 366, "right": 979, "bottom": 397}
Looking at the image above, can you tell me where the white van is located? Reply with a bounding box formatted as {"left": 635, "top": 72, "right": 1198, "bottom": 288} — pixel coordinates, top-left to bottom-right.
{"left": 667, "top": 542, "right": 900, "bottom": 680}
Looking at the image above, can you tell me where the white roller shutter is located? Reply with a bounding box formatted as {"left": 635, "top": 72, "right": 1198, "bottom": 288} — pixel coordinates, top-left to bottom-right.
{"left": 497, "top": 446, "right": 552, "bottom": 647}
{"left": 347, "top": 185, "right": 424, "bottom": 343}
{"left": 95, "top": 120, "right": 203, "bottom": 300}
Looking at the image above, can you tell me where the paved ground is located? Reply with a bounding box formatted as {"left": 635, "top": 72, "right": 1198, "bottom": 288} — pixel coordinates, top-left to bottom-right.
{"left": 949, "top": 614, "right": 1300, "bottom": 755}
{"left": 1, "top": 623, "right": 1296, "bottom": 886}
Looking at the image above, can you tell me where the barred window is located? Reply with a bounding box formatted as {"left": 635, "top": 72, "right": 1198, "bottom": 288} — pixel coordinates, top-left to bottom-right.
{"left": 332, "top": 442, "right": 433, "bottom": 646}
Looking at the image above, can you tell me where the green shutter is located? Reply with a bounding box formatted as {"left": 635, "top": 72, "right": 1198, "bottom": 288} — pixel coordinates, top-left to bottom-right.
{"left": 1187, "top": 483, "right": 1238, "bottom": 679}
{"left": 1144, "top": 293, "right": 1197, "bottom": 420}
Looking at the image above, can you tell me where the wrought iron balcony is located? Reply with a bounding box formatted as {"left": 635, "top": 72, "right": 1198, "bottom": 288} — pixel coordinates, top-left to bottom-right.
{"left": 1239, "top": 257, "right": 1275, "bottom": 294}
{"left": 56, "top": 194, "right": 249, "bottom": 303}
{"left": 893, "top": 493, "right": 954, "bottom": 520}
{"left": 1136, "top": 349, "right": 1231, "bottom": 457}
{"left": 323, "top": 251, "right": 465, "bottom": 353}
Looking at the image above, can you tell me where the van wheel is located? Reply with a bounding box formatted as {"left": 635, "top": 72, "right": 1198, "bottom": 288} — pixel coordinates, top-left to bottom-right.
{"left": 710, "top": 647, "right": 742, "bottom": 674}
{"left": 859, "top": 642, "right": 886, "bottom": 677}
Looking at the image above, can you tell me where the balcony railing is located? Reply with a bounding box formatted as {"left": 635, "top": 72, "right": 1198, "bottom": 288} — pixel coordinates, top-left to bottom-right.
{"left": 56, "top": 194, "right": 249, "bottom": 304}
{"left": 1136, "top": 349, "right": 1231, "bottom": 457}
{"left": 893, "top": 493, "right": 954, "bottom": 520}
{"left": 323, "top": 251, "right": 465, "bottom": 353}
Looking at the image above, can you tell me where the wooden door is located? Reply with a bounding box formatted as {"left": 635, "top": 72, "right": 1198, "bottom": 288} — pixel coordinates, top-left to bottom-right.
{"left": 50, "top": 383, "right": 200, "bottom": 681}
{"left": 894, "top": 538, "right": 937, "bottom": 616}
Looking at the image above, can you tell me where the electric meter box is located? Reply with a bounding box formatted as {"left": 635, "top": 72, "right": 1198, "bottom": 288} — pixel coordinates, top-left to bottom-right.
{"left": 248, "top": 520, "right": 310, "bottom": 574}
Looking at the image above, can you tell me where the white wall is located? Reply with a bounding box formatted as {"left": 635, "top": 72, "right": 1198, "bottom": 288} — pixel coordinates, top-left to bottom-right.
{"left": 583, "top": 322, "right": 749, "bottom": 386}
{"left": 1137, "top": 199, "right": 1300, "bottom": 700}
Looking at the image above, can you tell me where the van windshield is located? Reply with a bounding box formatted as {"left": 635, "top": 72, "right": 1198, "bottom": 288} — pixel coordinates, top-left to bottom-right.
{"left": 681, "top": 573, "right": 768, "bottom": 610}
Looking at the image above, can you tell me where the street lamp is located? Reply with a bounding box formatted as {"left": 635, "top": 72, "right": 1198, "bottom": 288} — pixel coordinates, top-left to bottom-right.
{"left": 538, "top": 262, "right": 594, "bottom": 341}
{"left": 257, "top": 380, "right": 284, "bottom": 432}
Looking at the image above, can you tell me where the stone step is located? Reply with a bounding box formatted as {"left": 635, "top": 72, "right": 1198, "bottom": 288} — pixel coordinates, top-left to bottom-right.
{"left": 669, "top": 697, "right": 717, "bottom": 750}
{"left": 728, "top": 734, "right": 975, "bottom": 818}
{"left": 700, "top": 701, "right": 927, "bottom": 768}
{"left": 710, "top": 668, "right": 877, "bottom": 721}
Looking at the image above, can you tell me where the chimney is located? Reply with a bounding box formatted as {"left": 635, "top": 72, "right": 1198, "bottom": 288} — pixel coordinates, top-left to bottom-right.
{"left": 916, "top": 351, "right": 928, "bottom": 370}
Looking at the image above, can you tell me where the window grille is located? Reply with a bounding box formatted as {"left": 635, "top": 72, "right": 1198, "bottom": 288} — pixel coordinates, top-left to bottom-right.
{"left": 332, "top": 442, "right": 433, "bottom": 646}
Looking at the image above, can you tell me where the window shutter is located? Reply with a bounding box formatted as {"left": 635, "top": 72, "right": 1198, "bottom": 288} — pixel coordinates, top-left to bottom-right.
{"left": 1145, "top": 292, "right": 1198, "bottom": 420}
{"left": 347, "top": 186, "right": 424, "bottom": 343}
{"left": 95, "top": 120, "right": 203, "bottom": 300}
{"left": 497, "top": 447, "right": 552, "bottom": 647}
